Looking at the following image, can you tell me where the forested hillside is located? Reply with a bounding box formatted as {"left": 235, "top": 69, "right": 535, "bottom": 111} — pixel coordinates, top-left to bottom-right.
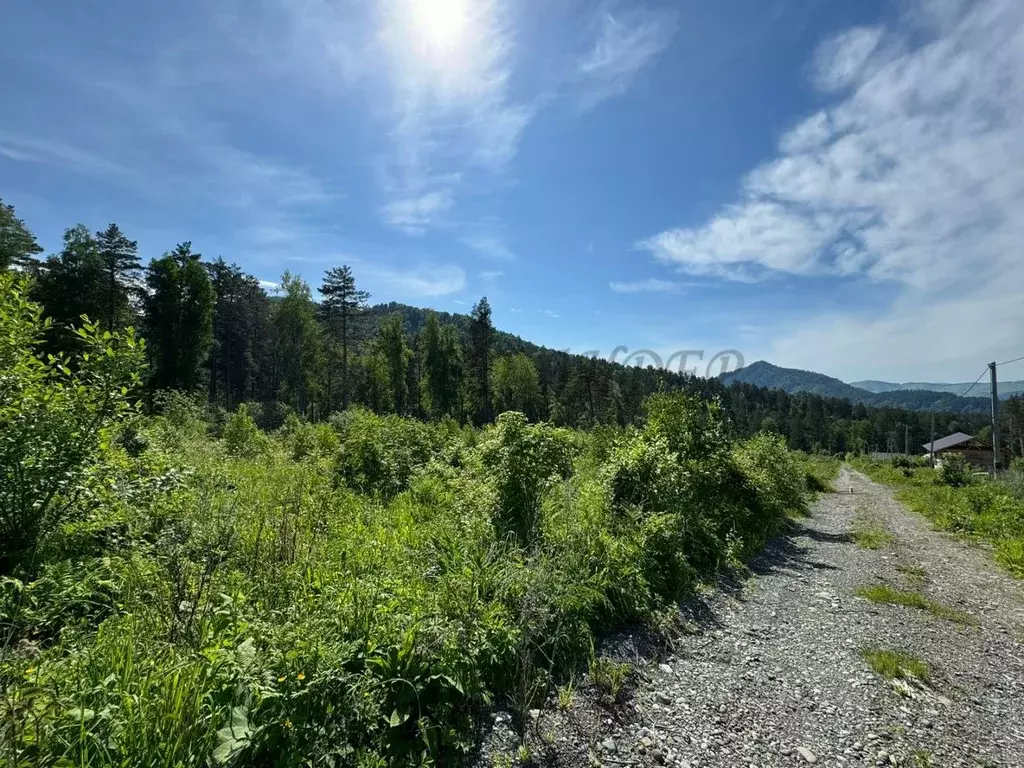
{"left": 722, "top": 361, "right": 994, "bottom": 415}
{"left": 3, "top": 196, "right": 1019, "bottom": 455}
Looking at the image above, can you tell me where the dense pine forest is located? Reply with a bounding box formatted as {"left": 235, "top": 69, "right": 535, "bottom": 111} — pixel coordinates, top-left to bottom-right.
{"left": 0, "top": 195, "right": 1017, "bottom": 765}
{"left": 2, "top": 197, "right": 1015, "bottom": 455}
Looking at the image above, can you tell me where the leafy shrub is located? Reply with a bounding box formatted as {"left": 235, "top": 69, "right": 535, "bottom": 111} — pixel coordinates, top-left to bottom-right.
{"left": 938, "top": 453, "right": 973, "bottom": 488}
{"left": 479, "top": 412, "right": 575, "bottom": 546}
{"left": 335, "top": 408, "right": 440, "bottom": 498}
{"left": 223, "top": 404, "right": 269, "bottom": 458}
{"left": 0, "top": 274, "right": 143, "bottom": 574}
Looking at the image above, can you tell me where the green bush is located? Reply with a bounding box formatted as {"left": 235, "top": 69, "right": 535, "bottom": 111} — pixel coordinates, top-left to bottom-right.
{"left": 939, "top": 453, "right": 973, "bottom": 488}
{"left": 0, "top": 274, "right": 143, "bottom": 574}
{"left": 223, "top": 404, "right": 270, "bottom": 458}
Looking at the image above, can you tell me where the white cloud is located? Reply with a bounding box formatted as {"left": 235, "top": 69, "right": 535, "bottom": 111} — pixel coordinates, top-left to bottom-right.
{"left": 537, "top": 309, "right": 560, "bottom": 319}
{"left": 364, "top": 264, "right": 467, "bottom": 297}
{"left": 609, "top": 278, "right": 688, "bottom": 293}
{"left": 259, "top": 279, "right": 280, "bottom": 292}
{"left": 812, "top": 26, "right": 884, "bottom": 92}
{"left": 637, "top": 0, "right": 1024, "bottom": 378}
{"left": 462, "top": 233, "right": 515, "bottom": 261}
{"left": 381, "top": 190, "right": 454, "bottom": 232}
{"left": 480, "top": 270, "right": 504, "bottom": 280}
{"left": 575, "top": 5, "right": 677, "bottom": 110}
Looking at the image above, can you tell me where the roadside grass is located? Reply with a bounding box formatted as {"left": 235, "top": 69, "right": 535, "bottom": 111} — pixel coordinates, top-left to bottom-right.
{"left": 800, "top": 454, "right": 841, "bottom": 494}
{"left": 850, "top": 457, "right": 1024, "bottom": 579}
{"left": 860, "top": 648, "right": 931, "bottom": 683}
{"left": 855, "top": 584, "right": 978, "bottom": 626}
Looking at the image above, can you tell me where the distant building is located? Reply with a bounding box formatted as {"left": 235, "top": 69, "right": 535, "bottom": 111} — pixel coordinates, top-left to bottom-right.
{"left": 922, "top": 432, "right": 1009, "bottom": 470}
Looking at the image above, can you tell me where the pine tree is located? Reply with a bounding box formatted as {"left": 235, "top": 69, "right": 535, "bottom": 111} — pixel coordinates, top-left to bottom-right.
{"left": 371, "top": 313, "right": 412, "bottom": 415}
{"left": 144, "top": 243, "right": 214, "bottom": 392}
{"left": 320, "top": 265, "right": 369, "bottom": 411}
{"left": 468, "top": 296, "right": 493, "bottom": 425}
{"left": 0, "top": 196, "right": 43, "bottom": 272}
{"left": 95, "top": 223, "right": 141, "bottom": 332}
{"left": 32, "top": 225, "right": 105, "bottom": 355}
{"left": 274, "top": 272, "right": 323, "bottom": 417}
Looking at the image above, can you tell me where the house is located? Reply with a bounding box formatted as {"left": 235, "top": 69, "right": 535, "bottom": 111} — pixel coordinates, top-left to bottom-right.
{"left": 922, "top": 432, "right": 1008, "bottom": 471}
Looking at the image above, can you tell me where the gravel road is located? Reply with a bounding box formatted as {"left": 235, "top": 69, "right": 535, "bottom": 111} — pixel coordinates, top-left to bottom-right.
{"left": 481, "top": 466, "right": 1024, "bottom": 768}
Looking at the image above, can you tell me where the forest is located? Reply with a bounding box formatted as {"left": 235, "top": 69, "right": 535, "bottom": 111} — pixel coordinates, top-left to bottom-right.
{"left": 2, "top": 196, "right": 1018, "bottom": 457}
{"left": 0, "top": 195, "right": 1015, "bottom": 765}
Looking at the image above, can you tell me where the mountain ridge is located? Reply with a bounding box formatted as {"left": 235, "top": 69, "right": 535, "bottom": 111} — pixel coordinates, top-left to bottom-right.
{"left": 722, "top": 361, "right": 992, "bottom": 414}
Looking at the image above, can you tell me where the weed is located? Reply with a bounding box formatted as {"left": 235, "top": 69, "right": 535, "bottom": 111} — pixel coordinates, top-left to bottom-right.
{"left": 590, "top": 658, "right": 631, "bottom": 702}
{"left": 860, "top": 648, "right": 931, "bottom": 682}
{"left": 556, "top": 679, "right": 575, "bottom": 711}
{"left": 912, "top": 749, "right": 935, "bottom": 766}
{"left": 855, "top": 584, "right": 978, "bottom": 626}
{"left": 851, "top": 516, "right": 896, "bottom": 550}
{"left": 516, "top": 743, "right": 532, "bottom": 765}
{"left": 895, "top": 563, "right": 927, "bottom": 583}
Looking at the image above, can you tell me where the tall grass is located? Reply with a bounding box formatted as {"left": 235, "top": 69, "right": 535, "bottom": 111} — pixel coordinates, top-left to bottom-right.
{"left": 2, "top": 397, "right": 812, "bottom": 766}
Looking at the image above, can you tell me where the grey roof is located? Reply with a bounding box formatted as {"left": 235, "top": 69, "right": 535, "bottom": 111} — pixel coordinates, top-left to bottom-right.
{"left": 922, "top": 432, "right": 974, "bottom": 452}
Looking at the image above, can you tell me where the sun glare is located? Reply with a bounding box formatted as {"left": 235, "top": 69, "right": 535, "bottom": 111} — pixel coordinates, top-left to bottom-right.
{"left": 410, "top": 0, "right": 468, "bottom": 51}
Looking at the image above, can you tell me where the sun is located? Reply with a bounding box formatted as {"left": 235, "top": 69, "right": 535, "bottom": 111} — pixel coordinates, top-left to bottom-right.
{"left": 409, "top": 0, "right": 468, "bottom": 52}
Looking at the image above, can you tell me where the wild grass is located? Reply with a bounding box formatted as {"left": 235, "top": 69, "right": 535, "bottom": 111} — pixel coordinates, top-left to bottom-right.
{"left": 851, "top": 512, "right": 896, "bottom": 550}
{"left": 0, "top": 339, "right": 814, "bottom": 768}
{"left": 855, "top": 584, "right": 978, "bottom": 626}
{"left": 852, "top": 457, "right": 1024, "bottom": 578}
{"left": 895, "top": 563, "right": 927, "bottom": 584}
{"left": 860, "top": 648, "right": 931, "bottom": 682}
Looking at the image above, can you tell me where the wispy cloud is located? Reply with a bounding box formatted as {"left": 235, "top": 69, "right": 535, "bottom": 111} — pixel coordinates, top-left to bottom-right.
{"left": 462, "top": 233, "right": 515, "bottom": 261}
{"left": 638, "top": 0, "right": 1024, "bottom": 378}
{"left": 537, "top": 308, "right": 560, "bottom": 319}
{"left": 375, "top": 0, "right": 532, "bottom": 230}
{"left": 363, "top": 264, "right": 467, "bottom": 298}
{"left": 381, "top": 190, "right": 454, "bottom": 233}
{"left": 480, "top": 270, "right": 504, "bottom": 281}
{"left": 575, "top": 5, "right": 677, "bottom": 110}
{"left": 609, "top": 277, "right": 689, "bottom": 293}
{"left": 259, "top": 279, "right": 280, "bottom": 292}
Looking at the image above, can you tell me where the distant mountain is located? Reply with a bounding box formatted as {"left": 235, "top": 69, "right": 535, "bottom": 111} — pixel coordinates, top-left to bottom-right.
{"left": 722, "top": 361, "right": 992, "bottom": 414}
{"left": 851, "top": 378, "right": 1024, "bottom": 400}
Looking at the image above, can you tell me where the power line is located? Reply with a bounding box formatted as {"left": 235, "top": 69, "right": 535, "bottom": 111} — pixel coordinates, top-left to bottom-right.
{"left": 996, "top": 354, "right": 1024, "bottom": 367}
{"left": 960, "top": 368, "right": 989, "bottom": 398}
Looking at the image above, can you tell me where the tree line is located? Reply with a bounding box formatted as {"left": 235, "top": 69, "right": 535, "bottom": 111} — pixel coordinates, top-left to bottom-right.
{"left": 4, "top": 193, "right": 1021, "bottom": 456}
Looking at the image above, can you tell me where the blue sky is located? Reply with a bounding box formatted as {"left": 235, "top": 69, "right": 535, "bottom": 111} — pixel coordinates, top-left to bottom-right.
{"left": 3, "top": 0, "right": 1023, "bottom": 383}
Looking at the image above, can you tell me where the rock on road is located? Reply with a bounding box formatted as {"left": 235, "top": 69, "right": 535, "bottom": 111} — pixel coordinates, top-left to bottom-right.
{"left": 486, "top": 466, "right": 1024, "bottom": 767}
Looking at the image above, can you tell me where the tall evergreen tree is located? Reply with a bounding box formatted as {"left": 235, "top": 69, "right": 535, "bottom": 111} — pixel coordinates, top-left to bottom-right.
{"left": 0, "top": 196, "right": 43, "bottom": 272}
{"left": 372, "top": 313, "right": 412, "bottom": 415}
{"left": 95, "top": 223, "right": 141, "bottom": 332}
{"left": 32, "top": 225, "right": 105, "bottom": 354}
{"left": 205, "top": 259, "right": 271, "bottom": 408}
{"left": 417, "top": 311, "right": 463, "bottom": 419}
{"left": 468, "top": 296, "right": 493, "bottom": 425}
{"left": 274, "top": 271, "right": 323, "bottom": 417}
{"left": 320, "top": 265, "right": 369, "bottom": 411}
{"left": 144, "top": 243, "right": 214, "bottom": 392}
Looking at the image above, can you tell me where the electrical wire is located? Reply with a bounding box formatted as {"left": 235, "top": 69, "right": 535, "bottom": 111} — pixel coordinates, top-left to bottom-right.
{"left": 960, "top": 368, "right": 989, "bottom": 398}
{"left": 996, "top": 355, "right": 1024, "bottom": 367}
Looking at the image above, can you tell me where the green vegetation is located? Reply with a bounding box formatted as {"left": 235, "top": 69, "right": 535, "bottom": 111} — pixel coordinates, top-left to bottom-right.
{"left": 851, "top": 511, "right": 896, "bottom": 550}
{"left": 860, "top": 648, "right": 931, "bottom": 682}
{"left": 0, "top": 274, "right": 818, "bottom": 766}
{"left": 895, "top": 563, "right": 927, "bottom": 584}
{"left": 855, "top": 584, "right": 977, "bottom": 626}
{"left": 853, "top": 457, "right": 1024, "bottom": 578}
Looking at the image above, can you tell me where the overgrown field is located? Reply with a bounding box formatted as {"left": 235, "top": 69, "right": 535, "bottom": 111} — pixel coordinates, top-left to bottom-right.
{"left": 2, "top": 276, "right": 827, "bottom": 767}
{"left": 852, "top": 457, "right": 1024, "bottom": 578}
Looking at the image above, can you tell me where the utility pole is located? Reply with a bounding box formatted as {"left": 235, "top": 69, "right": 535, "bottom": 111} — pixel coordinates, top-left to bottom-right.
{"left": 930, "top": 412, "right": 936, "bottom": 468}
{"left": 990, "top": 361, "right": 1001, "bottom": 475}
